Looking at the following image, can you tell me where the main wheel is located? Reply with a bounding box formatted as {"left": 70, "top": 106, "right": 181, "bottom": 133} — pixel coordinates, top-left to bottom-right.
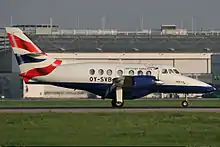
{"left": 111, "top": 99, "right": 124, "bottom": 108}
{"left": 111, "top": 99, "right": 116, "bottom": 108}
{"left": 181, "top": 100, "right": 189, "bottom": 108}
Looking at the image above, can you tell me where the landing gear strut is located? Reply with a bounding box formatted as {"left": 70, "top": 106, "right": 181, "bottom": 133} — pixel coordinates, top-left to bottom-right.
{"left": 181, "top": 94, "right": 189, "bottom": 108}
{"left": 111, "top": 87, "right": 124, "bottom": 108}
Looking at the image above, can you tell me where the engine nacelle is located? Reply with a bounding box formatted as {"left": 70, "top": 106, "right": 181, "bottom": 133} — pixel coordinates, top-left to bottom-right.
{"left": 123, "top": 75, "right": 158, "bottom": 89}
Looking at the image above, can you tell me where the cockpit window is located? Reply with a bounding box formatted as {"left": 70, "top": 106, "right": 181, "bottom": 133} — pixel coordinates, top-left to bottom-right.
{"left": 168, "top": 69, "right": 174, "bottom": 74}
{"left": 162, "top": 68, "right": 180, "bottom": 74}
{"left": 162, "top": 69, "right": 168, "bottom": 74}
{"left": 173, "top": 69, "right": 180, "bottom": 74}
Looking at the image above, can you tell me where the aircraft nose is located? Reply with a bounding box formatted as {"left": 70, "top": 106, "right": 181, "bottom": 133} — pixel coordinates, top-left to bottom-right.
{"left": 205, "top": 86, "right": 216, "bottom": 93}
{"left": 196, "top": 80, "right": 216, "bottom": 93}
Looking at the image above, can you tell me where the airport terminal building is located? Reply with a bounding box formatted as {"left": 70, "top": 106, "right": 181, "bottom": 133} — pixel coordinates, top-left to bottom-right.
{"left": 1, "top": 24, "right": 220, "bottom": 99}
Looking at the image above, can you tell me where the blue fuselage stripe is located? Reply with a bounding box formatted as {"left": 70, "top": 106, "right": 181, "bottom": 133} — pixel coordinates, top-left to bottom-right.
{"left": 26, "top": 82, "right": 214, "bottom": 99}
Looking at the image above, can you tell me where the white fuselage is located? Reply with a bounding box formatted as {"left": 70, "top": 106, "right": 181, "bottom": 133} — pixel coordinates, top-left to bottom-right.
{"left": 33, "top": 62, "right": 213, "bottom": 94}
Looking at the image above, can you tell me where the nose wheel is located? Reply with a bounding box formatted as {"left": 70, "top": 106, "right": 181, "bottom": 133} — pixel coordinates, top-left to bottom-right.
{"left": 181, "top": 100, "right": 189, "bottom": 108}
{"left": 181, "top": 94, "right": 189, "bottom": 108}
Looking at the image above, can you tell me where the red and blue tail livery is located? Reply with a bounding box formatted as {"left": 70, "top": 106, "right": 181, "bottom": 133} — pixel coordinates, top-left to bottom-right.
{"left": 6, "top": 27, "right": 62, "bottom": 82}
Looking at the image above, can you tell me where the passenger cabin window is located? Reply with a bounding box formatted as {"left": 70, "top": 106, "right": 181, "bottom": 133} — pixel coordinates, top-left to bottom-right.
{"left": 168, "top": 69, "right": 174, "bottom": 74}
{"left": 117, "top": 70, "right": 123, "bottom": 76}
{"left": 107, "top": 69, "right": 112, "bottom": 76}
{"left": 162, "top": 69, "right": 168, "bottom": 74}
{"left": 89, "top": 69, "right": 95, "bottom": 75}
{"left": 98, "top": 69, "right": 104, "bottom": 75}
{"left": 129, "top": 70, "right": 134, "bottom": 76}
{"left": 173, "top": 69, "right": 180, "bottom": 74}
{"left": 138, "top": 70, "right": 143, "bottom": 75}
{"left": 146, "top": 71, "right": 152, "bottom": 75}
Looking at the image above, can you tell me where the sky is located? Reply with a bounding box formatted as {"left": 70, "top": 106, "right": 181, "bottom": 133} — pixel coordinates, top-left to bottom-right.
{"left": 1, "top": 0, "right": 220, "bottom": 30}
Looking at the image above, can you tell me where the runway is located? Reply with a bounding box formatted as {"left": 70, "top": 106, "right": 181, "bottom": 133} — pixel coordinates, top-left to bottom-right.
{"left": 0, "top": 106, "right": 220, "bottom": 113}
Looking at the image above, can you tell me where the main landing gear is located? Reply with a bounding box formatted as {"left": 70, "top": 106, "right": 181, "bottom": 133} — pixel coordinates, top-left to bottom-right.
{"left": 181, "top": 94, "right": 189, "bottom": 108}
{"left": 111, "top": 99, "right": 124, "bottom": 108}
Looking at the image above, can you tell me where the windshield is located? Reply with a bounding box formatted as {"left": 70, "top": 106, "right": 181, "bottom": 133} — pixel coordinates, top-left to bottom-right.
{"left": 173, "top": 69, "right": 180, "bottom": 74}
{"left": 168, "top": 69, "right": 174, "bottom": 74}
{"left": 162, "top": 68, "right": 180, "bottom": 74}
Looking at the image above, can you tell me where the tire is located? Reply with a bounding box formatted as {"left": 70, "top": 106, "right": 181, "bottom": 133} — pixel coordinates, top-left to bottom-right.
{"left": 111, "top": 99, "right": 116, "bottom": 108}
{"left": 111, "top": 99, "right": 124, "bottom": 108}
{"left": 181, "top": 100, "right": 189, "bottom": 108}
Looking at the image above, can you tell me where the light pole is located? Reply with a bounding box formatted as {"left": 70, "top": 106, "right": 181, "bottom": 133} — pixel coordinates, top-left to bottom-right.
{"left": 168, "top": 48, "right": 175, "bottom": 67}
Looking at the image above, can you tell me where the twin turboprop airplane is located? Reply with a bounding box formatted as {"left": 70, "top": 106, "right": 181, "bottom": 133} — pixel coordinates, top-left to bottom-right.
{"left": 5, "top": 27, "right": 216, "bottom": 108}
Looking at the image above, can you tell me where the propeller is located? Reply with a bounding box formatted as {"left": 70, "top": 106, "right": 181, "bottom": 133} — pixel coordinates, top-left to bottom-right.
{"left": 104, "top": 77, "right": 124, "bottom": 98}
{"left": 104, "top": 76, "right": 163, "bottom": 102}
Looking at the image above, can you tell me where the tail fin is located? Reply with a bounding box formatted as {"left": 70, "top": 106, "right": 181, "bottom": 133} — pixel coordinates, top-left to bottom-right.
{"left": 5, "top": 27, "right": 62, "bottom": 82}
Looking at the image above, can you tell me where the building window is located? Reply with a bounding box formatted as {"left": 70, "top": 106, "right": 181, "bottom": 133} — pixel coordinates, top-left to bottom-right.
{"left": 107, "top": 69, "right": 112, "bottom": 76}
{"left": 117, "top": 70, "right": 123, "bottom": 76}
{"left": 129, "top": 70, "right": 134, "bottom": 76}
{"left": 89, "top": 69, "right": 95, "bottom": 75}
{"left": 138, "top": 70, "right": 143, "bottom": 75}
{"left": 98, "top": 69, "right": 104, "bottom": 75}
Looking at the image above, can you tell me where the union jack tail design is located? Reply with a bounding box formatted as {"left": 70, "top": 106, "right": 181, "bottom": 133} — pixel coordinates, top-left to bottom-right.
{"left": 5, "top": 27, "right": 62, "bottom": 82}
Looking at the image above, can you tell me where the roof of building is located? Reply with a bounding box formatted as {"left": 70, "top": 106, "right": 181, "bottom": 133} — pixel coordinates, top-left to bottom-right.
{"left": 28, "top": 34, "right": 220, "bottom": 53}
{"left": 1, "top": 25, "right": 220, "bottom": 53}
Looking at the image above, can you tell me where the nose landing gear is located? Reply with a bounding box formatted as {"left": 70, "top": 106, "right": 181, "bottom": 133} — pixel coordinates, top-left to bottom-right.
{"left": 181, "top": 94, "right": 189, "bottom": 108}
{"left": 181, "top": 100, "right": 189, "bottom": 108}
